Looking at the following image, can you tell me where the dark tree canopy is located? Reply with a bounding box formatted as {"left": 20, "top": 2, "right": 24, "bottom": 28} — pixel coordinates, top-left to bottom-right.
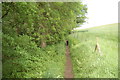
{"left": 2, "top": 2, "right": 87, "bottom": 47}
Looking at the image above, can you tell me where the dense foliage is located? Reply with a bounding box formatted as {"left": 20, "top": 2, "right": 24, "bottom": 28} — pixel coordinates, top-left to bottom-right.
{"left": 2, "top": 2, "right": 87, "bottom": 78}
{"left": 3, "top": 34, "right": 66, "bottom": 78}
{"left": 2, "top": 2, "right": 87, "bottom": 47}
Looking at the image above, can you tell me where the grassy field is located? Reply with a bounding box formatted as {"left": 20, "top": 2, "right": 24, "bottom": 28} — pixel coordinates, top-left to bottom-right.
{"left": 68, "top": 23, "right": 118, "bottom": 78}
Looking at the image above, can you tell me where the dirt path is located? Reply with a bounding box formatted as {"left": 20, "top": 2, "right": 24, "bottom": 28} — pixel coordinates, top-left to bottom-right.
{"left": 64, "top": 45, "right": 74, "bottom": 78}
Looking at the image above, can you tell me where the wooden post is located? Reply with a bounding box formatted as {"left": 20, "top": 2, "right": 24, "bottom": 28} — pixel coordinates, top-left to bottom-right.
{"left": 94, "top": 37, "right": 102, "bottom": 55}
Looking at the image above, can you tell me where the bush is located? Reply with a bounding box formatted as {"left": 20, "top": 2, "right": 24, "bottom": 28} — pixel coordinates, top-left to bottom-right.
{"left": 3, "top": 34, "right": 66, "bottom": 78}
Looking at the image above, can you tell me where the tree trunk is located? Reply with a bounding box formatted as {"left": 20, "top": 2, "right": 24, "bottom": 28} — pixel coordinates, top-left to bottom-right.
{"left": 41, "top": 40, "right": 46, "bottom": 48}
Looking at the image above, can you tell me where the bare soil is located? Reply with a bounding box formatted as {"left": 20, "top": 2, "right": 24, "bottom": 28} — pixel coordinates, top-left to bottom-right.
{"left": 64, "top": 45, "right": 74, "bottom": 78}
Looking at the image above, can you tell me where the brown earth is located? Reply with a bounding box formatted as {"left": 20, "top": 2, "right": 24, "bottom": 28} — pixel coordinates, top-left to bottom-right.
{"left": 64, "top": 45, "right": 74, "bottom": 78}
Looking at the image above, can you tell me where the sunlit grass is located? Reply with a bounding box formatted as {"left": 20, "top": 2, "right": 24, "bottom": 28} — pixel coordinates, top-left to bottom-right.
{"left": 68, "top": 23, "right": 118, "bottom": 78}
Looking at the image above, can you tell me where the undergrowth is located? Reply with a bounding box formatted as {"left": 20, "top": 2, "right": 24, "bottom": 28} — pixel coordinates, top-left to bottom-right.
{"left": 3, "top": 34, "right": 65, "bottom": 78}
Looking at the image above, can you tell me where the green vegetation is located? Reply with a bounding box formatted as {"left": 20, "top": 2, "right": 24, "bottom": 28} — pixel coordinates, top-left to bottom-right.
{"left": 2, "top": 2, "right": 87, "bottom": 78}
{"left": 1, "top": 1, "right": 119, "bottom": 78}
{"left": 2, "top": 2, "right": 87, "bottom": 47}
{"left": 2, "top": 1, "right": 119, "bottom": 78}
{"left": 68, "top": 23, "right": 118, "bottom": 78}
{"left": 3, "top": 35, "right": 66, "bottom": 78}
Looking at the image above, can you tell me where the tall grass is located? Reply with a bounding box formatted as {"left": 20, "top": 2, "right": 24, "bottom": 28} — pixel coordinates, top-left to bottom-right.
{"left": 68, "top": 23, "right": 118, "bottom": 78}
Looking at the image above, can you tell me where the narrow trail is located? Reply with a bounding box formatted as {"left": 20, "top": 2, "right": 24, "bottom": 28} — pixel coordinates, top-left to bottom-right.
{"left": 64, "top": 45, "right": 74, "bottom": 78}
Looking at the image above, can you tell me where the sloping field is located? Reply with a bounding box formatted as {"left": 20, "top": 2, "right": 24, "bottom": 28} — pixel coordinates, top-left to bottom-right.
{"left": 68, "top": 23, "right": 118, "bottom": 78}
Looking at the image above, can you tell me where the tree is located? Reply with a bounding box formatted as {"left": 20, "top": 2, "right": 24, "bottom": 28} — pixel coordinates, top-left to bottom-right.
{"left": 2, "top": 2, "right": 87, "bottom": 48}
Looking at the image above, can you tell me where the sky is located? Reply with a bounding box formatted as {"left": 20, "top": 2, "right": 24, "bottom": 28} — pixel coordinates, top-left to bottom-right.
{"left": 75, "top": 0, "right": 119, "bottom": 29}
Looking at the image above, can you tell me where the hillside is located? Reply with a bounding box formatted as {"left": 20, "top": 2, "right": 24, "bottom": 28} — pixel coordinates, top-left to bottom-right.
{"left": 68, "top": 23, "right": 118, "bottom": 78}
